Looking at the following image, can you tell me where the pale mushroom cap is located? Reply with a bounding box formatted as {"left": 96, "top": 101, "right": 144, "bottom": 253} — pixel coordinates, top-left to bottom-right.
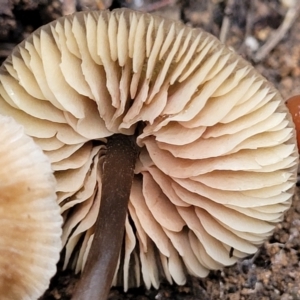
{"left": 0, "top": 9, "right": 297, "bottom": 290}
{"left": 0, "top": 115, "right": 62, "bottom": 299}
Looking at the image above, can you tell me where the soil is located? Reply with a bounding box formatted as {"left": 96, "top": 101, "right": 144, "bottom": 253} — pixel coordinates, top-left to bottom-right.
{"left": 1, "top": 0, "right": 300, "bottom": 299}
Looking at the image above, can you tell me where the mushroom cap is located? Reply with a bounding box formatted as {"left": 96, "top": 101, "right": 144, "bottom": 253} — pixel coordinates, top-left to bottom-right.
{"left": 0, "top": 115, "right": 62, "bottom": 299}
{"left": 0, "top": 9, "right": 297, "bottom": 290}
{"left": 286, "top": 95, "right": 300, "bottom": 151}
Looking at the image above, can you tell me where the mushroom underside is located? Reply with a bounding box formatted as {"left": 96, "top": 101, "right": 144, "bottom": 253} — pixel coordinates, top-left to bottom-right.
{"left": 0, "top": 115, "right": 62, "bottom": 300}
{"left": 0, "top": 8, "right": 297, "bottom": 297}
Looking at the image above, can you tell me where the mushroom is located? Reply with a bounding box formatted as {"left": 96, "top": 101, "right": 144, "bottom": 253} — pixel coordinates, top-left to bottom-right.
{"left": 0, "top": 115, "right": 62, "bottom": 300}
{"left": 0, "top": 8, "right": 297, "bottom": 300}
{"left": 286, "top": 95, "right": 300, "bottom": 151}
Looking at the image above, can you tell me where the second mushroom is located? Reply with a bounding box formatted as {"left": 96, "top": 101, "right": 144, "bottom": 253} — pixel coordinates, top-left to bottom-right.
{"left": 0, "top": 8, "right": 297, "bottom": 300}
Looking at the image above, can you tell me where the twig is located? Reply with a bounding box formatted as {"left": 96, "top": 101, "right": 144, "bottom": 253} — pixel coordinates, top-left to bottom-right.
{"left": 237, "top": 1, "right": 255, "bottom": 54}
{"left": 253, "top": 2, "right": 300, "bottom": 62}
{"left": 143, "top": 0, "right": 175, "bottom": 12}
{"left": 207, "top": 0, "right": 215, "bottom": 34}
{"left": 219, "top": 0, "right": 235, "bottom": 43}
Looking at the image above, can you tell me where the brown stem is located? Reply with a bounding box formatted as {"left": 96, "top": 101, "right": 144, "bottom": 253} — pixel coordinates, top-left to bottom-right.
{"left": 71, "top": 134, "right": 138, "bottom": 300}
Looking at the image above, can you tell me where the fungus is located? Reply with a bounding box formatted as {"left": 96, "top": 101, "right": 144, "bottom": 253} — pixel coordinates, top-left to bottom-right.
{"left": 0, "top": 115, "right": 62, "bottom": 300}
{"left": 0, "top": 9, "right": 297, "bottom": 300}
{"left": 286, "top": 95, "right": 300, "bottom": 151}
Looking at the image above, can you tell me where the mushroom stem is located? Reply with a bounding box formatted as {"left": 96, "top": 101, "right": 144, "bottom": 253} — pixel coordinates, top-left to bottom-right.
{"left": 71, "top": 134, "right": 138, "bottom": 300}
